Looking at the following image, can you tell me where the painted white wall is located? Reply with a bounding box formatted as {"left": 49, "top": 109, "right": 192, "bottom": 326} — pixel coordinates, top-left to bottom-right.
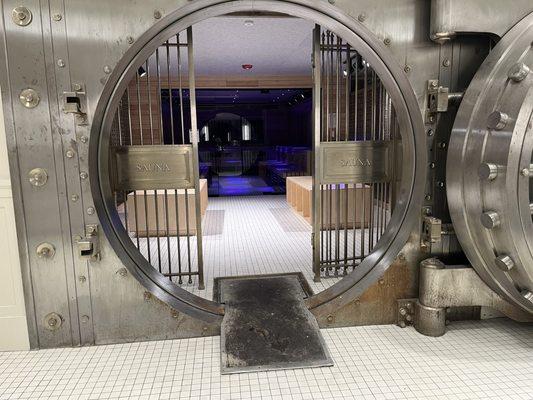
{"left": 0, "top": 88, "right": 30, "bottom": 351}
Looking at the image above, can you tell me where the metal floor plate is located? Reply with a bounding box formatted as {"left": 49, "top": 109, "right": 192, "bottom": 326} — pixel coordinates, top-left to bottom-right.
{"left": 217, "top": 274, "right": 333, "bottom": 374}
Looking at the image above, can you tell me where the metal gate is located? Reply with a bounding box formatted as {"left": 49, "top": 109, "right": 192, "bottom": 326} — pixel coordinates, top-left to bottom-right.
{"left": 109, "top": 27, "right": 204, "bottom": 289}
{"left": 312, "top": 26, "right": 400, "bottom": 281}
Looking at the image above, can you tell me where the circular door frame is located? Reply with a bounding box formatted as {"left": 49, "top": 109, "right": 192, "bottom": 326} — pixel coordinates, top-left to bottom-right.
{"left": 89, "top": 0, "right": 426, "bottom": 322}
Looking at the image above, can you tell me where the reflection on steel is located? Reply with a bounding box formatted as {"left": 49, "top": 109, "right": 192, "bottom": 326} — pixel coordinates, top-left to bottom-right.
{"left": 112, "top": 145, "right": 194, "bottom": 190}
{"left": 447, "top": 11, "right": 533, "bottom": 314}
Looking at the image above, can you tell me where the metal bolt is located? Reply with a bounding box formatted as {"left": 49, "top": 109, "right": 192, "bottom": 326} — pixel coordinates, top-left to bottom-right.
{"left": 48, "top": 318, "right": 57, "bottom": 327}
{"left": 80, "top": 172, "right": 88, "bottom": 180}
{"left": 154, "top": 10, "right": 162, "bottom": 19}
{"left": 19, "top": 88, "right": 40, "bottom": 108}
{"left": 80, "top": 136, "right": 88, "bottom": 143}
{"left": 86, "top": 207, "right": 95, "bottom": 215}
{"left": 438, "top": 142, "right": 447, "bottom": 149}
{"left": 429, "top": 162, "right": 435, "bottom": 169}
{"left": 430, "top": 80, "right": 438, "bottom": 89}
{"left": 57, "top": 59, "right": 65, "bottom": 68}
{"left": 425, "top": 194, "right": 432, "bottom": 201}
{"left": 52, "top": 13, "right": 62, "bottom": 22}
{"left": 487, "top": 111, "right": 510, "bottom": 130}
{"left": 495, "top": 255, "right": 515, "bottom": 272}
{"left": 117, "top": 268, "right": 127, "bottom": 277}
{"left": 87, "top": 225, "right": 96, "bottom": 234}
{"left": 81, "top": 315, "right": 89, "bottom": 323}
{"left": 12, "top": 7, "right": 32, "bottom": 26}
{"left": 126, "top": 36, "right": 134, "bottom": 44}
{"left": 437, "top": 181, "right": 444, "bottom": 188}
{"left": 326, "top": 315, "right": 334, "bottom": 323}
{"left": 530, "top": 203, "right": 533, "bottom": 214}
{"left": 379, "top": 279, "right": 385, "bottom": 285}
{"left": 358, "top": 13, "right": 367, "bottom": 22}
{"left": 427, "top": 129, "right": 434, "bottom": 137}
{"left": 65, "top": 149, "right": 75, "bottom": 158}
{"left": 28, "top": 168, "right": 48, "bottom": 187}
{"left": 78, "top": 275, "right": 86, "bottom": 283}
{"left": 427, "top": 115, "right": 436, "bottom": 124}
{"left": 36, "top": 243, "right": 55, "bottom": 259}
{"left": 71, "top": 194, "right": 79, "bottom": 202}
{"left": 44, "top": 312, "right": 62, "bottom": 331}
{"left": 171, "top": 311, "right": 179, "bottom": 319}
{"left": 522, "top": 290, "right": 533, "bottom": 303}
{"left": 508, "top": 62, "right": 530, "bottom": 82}
{"left": 478, "top": 163, "right": 500, "bottom": 181}
{"left": 404, "top": 65, "right": 411, "bottom": 73}
{"left": 399, "top": 307, "right": 407, "bottom": 316}
{"left": 72, "top": 83, "right": 82, "bottom": 91}
{"left": 103, "top": 65, "right": 112, "bottom": 74}
{"left": 144, "top": 292, "right": 152, "bottom": 301}
{"left": 405, "top": 315, "right": 412, "bottom": 322}
{"left": 442, "top": 59, "right": 451, "bottom": 67}
{"left": 480, "top": 211, "right": 501, "bottom": 229}
{"left": 383, "top": 37, "right": 391, "bottom": 46}
{"left": 521, "top": 165, "right": 533, "bottom": 177}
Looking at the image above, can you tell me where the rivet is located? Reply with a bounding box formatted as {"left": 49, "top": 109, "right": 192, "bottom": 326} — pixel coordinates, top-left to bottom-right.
{"left": 383, "top": 37, "right": 391, "bottom": 46}
{"left": 72, "top": 83, "right": 82, "bottom": 91}
{"left": 103, "top": 65, "right": 112, "bottom": 74}
{"left": 44, "top": 312, "right": 62, "bottom": 331}
{"left": 358, "top": 13, "right": 367, "bottom": 22}
{"left": 404, "top": 65, "right": 411, "bottom": 73}
{"left": 480, "top": 211, "right": 501, "bottom": 229}
{"left": 78, "top": 275, "right": 86, "bottom": 283}
{"left": 57, "top": 59, "right": 65, "bottom": 68}
{"left": 399, "top": 307, "right": 407, "bottom": 316}
{"left": 487, "top": 111, "right": 510, "bottom": 130}
{"left": 28, "top": 168, "right": 48, "bottom": 187}
{"left": 354, "top": 299, "right": 360, "bottom": 305}
{"left": 326, "top": 315, "right": 334, "bottom": 323}
{"left": 427, "top": 115, "right": 436, "bottom": 124}
{"left": 379, "top": 279, "right": 385, "bottom": 285}
{"left": 425, "top": 194, "right": 432, "bottom": 201}
{"left": 80, "top": 136, "right": 88, "bottom": 144}
{"left": 117, "top": 268, "right": 127, "bottom": 277}
{"left": 529, "top": 203, "right": 533, "bottom": 214}
{"left": 12, "top": 7, "right": 32, "bottom": 26}
{"left": 52, "top": 13, "right": 62, "bottom": 22}
{"left": 442, "top": 59, "right": 451, "bottom": 67}
{"left": 81, "top": 315, "right": 90, "bottom": 324}
{"left": 154, "top": 10, "right": 162, "bottom": 19}
{"left": 508, "top": 62, "right": 530, "bottom": 82}
{"left": 495, "top": 255, "right": 515, "bottom": 272}
{"left": 126, "top": 36, "right": 134, "bottom": 44}
{"left": 86, "top": 207, "right": 95, "bottom": 215}
{"left": 430, "top": 81, "right": 438, "bottom": 89}
{"left": 429, "top": 162, "right": 435, "bottom": 169}
{"left": 144, "top": 292, "right": 152, "bottom": 301}
{"left": 521, "top": 165, "right": 533, "bottom": 177}
{"left": 19, "top": 88, "right": 40, "bottom": 108}
{"left": 438, "top": 142, "right": 447, "bottom": 149}
{"left": 437, "top": 181, "right": 444, "bottom": 188}
{"left": 36, "top": 242, "right": 55, "bottom": 259}
{"left": 71, "top": 194, "right": 79, "bottom": 202}
{"left": 80, "top": 172, "right": 88, "bottom": 180}
{"left": 478, "top": 163, "right": 500, "bottom": 181}
{"left": 405, "top": 315, "right": 412, "bottom": 322}
{"left": 171, "top": 311, "right": 179, "bottom": 319}
{"left": 427, "top": 129, "right": 434, "bottom": 137}
{"left": 65, "top": 149, "right": 75, "bottom": 158}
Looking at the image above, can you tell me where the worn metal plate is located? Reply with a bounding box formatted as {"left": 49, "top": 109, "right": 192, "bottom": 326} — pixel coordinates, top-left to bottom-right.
{"left": 319, "top": 141, "right": 392, "bottom": 184}
{"left": 112, "top": 145, "right": 194, "bottom": 190}
{"left": 218, "top": 274, "right": 333, "bottom": 374}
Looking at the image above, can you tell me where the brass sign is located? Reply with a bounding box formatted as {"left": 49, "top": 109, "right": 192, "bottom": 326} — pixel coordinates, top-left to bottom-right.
{"left": 112, "top": 145, "right": 194, "bottom": 190}
{"left": 319, "top": 141, "right": 393, "bottom": 184}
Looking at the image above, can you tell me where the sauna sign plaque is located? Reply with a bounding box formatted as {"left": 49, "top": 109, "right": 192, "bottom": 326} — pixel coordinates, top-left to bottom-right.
{"left": 112, "top": 145, "right": 194, "bottom": 190}
{"left": 319, "top": 141, "right": 392, "bottom": 184}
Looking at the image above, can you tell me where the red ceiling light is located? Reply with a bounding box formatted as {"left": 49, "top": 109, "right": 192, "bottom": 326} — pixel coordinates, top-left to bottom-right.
{"left": 242, "top": 64, "right": 253, "bottom": 70}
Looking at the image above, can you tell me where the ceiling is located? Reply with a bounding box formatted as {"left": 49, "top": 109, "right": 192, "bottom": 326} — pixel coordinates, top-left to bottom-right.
{"left": 146, "top": 16, "right": 314, "bottom": 78}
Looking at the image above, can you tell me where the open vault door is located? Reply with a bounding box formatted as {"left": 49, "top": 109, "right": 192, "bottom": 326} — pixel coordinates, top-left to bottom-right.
{"left": 312, "top": 26, "right": 399, "bottom": 282}
{"left": 110, "top": 27, "right": 205, "bottom": 289}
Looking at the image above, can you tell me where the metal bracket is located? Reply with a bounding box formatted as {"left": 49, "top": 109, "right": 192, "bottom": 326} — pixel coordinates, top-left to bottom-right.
{"left": 63, "top": 84, "right": 88, "bottom": 125}
{"left": 76, "top": 224, "right": 100, "bottom": 261}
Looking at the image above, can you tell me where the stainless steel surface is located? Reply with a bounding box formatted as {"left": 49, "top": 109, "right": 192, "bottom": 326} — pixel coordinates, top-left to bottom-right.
{"left": 112, "top": 145, "right": 195, "bottom": 190}
{"left": 415, "top": 258, "right": 533, "bottom": 337}
{"left": 447, "top": 11, "right": 533, "bottom": 314}
{"left": 2, "top": 0, "right": 524, "bottom": 348}
{"left": 430, "top": 0, "right": 533, "bottom": 41}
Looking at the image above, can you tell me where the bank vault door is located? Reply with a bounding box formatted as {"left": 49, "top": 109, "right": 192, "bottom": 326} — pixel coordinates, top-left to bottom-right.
{"left": 312, "top": 27, "right": 400, "bottom": 281}
{"left": 110, "top": 27, "right": 205, "bottom": 289}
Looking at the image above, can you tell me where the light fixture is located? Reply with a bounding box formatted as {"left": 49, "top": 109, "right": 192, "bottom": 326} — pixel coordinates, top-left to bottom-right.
{"left": 138, "top": 66, "right": 147, "bottom": 77}
{"left": 242, "top": 64, "right": 253, "bottom": 70}
{"left": 244, "top": 20, "right": 254, "bottom": 27}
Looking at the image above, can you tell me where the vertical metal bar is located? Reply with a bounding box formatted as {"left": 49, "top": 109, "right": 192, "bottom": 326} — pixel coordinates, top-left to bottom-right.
{"left": 334, "top": 34, "right": 341, "bottom": 275}
{"left": 312, "top": 25, "right": 322, "bottom": 282}
{"left": 352, "top": 52, "right": 359, "bottom": 262}
{"left": 187, "top": 27, "right": 205, "bottom": 289}
{"left": 165, "top": 40, "right": 173, "bottom": 278}
{"left": 343, "top": 43, "right": 350, "bottom": 272}
{"left": 327, "top": 31, "right": 333, "bottom": 275}
{"left": 154, "top": 49, "right": 163, "bottom": 273}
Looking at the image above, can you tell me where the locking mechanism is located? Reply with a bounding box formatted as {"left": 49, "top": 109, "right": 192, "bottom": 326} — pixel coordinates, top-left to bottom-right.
{"left": 76, "top": 224, "right": 100, "bottom": 261}
{"left": 63, "top": 84, "right": 87, "bottom": 125}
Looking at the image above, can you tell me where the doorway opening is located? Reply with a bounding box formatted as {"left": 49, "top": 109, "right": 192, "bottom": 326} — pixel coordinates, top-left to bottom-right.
{"left": 93, "top": 0, "right": 422, "bottom": 320}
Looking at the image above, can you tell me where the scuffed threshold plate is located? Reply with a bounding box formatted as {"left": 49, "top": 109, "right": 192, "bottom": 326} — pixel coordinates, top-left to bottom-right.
{"left": 218, "top": 274, "right": 333, "bottom": 374}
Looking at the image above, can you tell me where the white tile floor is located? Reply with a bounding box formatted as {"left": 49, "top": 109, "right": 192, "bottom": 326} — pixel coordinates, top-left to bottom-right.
{"left": 0, "top": 319, "right": 531, "bottom": 400}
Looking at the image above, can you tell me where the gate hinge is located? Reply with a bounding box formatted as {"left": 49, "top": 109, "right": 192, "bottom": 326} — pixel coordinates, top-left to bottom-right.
{"left": 426, "top": 80, "right": 464, "bottom": 124}
{"left": 63, "top": 83, "right": 88, "bottom": 126}
{"left": 76, "top": 224, "right": 100, "bottom": 261}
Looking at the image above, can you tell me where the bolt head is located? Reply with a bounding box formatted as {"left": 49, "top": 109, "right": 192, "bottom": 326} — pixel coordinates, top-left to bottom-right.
{"left": 495, "top": 255, "right": 515, "bottom": 272}
{"left": 487, "top": 111, "right": 510, "bottom": 130}
{"left": 87, "top": 207, "right": 95, "bottom": 215}
{"left": 52, "top": 13, "right": 62, "bottom": 22}
{"left": 66, "top": 149, "right": 75, "bottom": 158}
{"left": 442, "top": 59, "right": 451, "bottom": 67}
{"left": 404, "top": 65, "right": 411, "bottom": 73}
{"left": 71, "top": 194, "right": 79, "bottom": 202}
{"left": 28, "top": 168, "right": 48, "bottom": 187}
{"left": 154, "top": 10, "right": 162, "bottom": 19}
{"left": 358, "top": 13, "right": 367, "bottom": 22}
{"left": 127, "top": 36, "right": 134, "bottom": 44}
{"left": 80, "top": 136, "right": 88, "bottom": 143}
{"left": 508, "top": 62, "right": 530, "bottom": 82}
{"left": 19, "top": 88, "right": 40, "bottom": 108}
{"left": 480, "top": 211, "right": 501, "bottom": 229}
{"left": 78, "top": 275, "right": 87, "bottom": 283}
{"left": 12, "top": 7, "right": 32, "bottom": 26}
{"left": 478, "top": 163, "right": 500, "bottom": 181}
{"left": 80, "top": 172, "right": 88, "bottom": 180}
